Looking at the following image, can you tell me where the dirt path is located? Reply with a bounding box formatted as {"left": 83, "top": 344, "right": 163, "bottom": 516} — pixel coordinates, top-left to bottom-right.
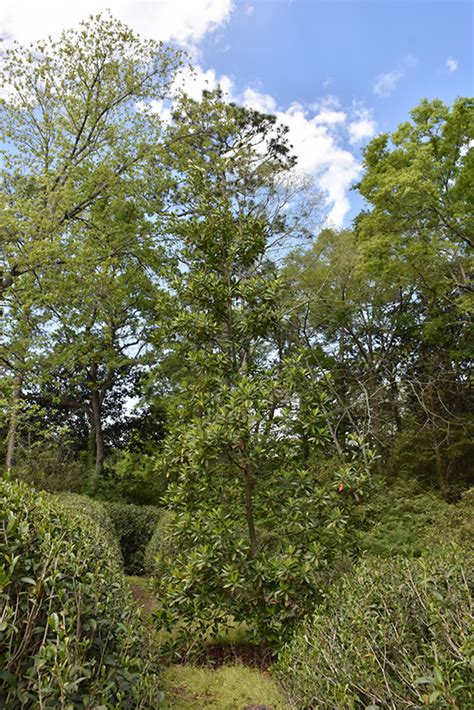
{"left": 126, "top": 575, "right": 157, "bottom": 617}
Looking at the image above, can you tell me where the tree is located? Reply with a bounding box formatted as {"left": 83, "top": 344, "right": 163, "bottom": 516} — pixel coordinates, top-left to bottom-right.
{"left": 151, "top": 92, "right": 369, "bottom": 647}
{"left": 283, "top": 228, "right": 414, "bottom": 468}
{"left": 355, "top": 97, "right": 473, "bottom": 306}
{"left": 0, "top": 13, "right": 182, "bottom": 470}
{"left": 355, "top": 97, "right": 474, "bottom": 494}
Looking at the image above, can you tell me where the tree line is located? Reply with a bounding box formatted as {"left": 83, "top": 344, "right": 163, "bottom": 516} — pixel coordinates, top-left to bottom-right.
{"left": 1, "top": 15, "right": 471, "bottom": 500}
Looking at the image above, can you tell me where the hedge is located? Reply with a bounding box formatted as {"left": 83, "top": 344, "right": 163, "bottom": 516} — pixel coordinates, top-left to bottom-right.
{"left": 276, "top": 540, "right": 473, "bottom": 709}
{"left": 104, "top": 501, "right": 163, "bottom": 575}
{"left": 143, "top": 510, "right": 175, "bottom": 577}
{"left": 0, "top": 479, "right": 162, "bottom": 708}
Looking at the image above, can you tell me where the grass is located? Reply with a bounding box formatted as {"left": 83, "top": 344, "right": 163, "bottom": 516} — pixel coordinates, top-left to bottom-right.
{"left": 126, "top": 576, "right": 292, "bottom": 708}
{"left": 161, "top": 664, "right": 292, "bottom": 709}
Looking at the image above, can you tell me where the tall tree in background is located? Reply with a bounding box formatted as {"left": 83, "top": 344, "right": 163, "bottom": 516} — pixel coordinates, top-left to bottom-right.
{"left": 0, "top": 13, "right": 182, "bottom": 469}
{"left": 284, "top": 228, "right": 412, "bottom": 467}
{"left": 354, "top": 97, "right": 473, "bottom": 493}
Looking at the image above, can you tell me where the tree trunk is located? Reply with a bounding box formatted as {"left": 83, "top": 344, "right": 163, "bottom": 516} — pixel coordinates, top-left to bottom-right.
{"left": 91, "top": 388, "right": 105, "bottom": 478}
{"left": 5, "top": 375, "right": 23, "bottom": 469}
{"left": 244, "top": 470, "right": 259, "bottom": 558}
{"left": 237, "top": 437, "right": 259, "bottom": 559}
{"left": 88, "top": 363, "right": 105, "bottom": 480}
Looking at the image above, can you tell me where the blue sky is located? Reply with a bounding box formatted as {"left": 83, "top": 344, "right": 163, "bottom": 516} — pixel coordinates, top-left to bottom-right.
{"left": 200, "top": 0, "right": 473, "bottom": 223}
{"left": 1, "top": 0, "right": 472, "bottom": 226}
{"left": 204, "top": 1, "right": 472, "bottom": 130}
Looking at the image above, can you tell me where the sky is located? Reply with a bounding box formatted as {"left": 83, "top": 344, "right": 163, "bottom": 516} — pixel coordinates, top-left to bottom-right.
{"left": 0, "top": 0, "right": 472, "bottom": 227}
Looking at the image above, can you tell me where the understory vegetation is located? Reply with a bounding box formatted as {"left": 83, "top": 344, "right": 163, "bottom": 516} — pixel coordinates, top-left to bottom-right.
{"left": 1, "top": 12, "right": 473, "bottom": 709}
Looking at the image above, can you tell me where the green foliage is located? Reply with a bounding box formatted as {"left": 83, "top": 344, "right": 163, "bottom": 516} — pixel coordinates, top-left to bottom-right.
{"left": 144, "top": 509, "right": 175, "bottom": 577}
{"left": 103, "top": 450, "right": 166, "bottom": 505}
{"left": 276, "top": 539, "right": 473, "bottom": 709}
{"left": 360, "top": 483, "right": 474, "bottom": 558}
{"left": 56, "top": 493, "right": 123, "bottom": 567}
{"left": 360, "top": 483, "right": 453, "bottom": 557}
{"left": 0, "top": 479, "right": 161, "bottom": 708}
{"left": 11, "top": 445, "right": 90, "bottom": 494}
{"left": 0, "top": 12, "right": 182, "bottom": 476}
{"left": 104, "top": 501, "right": 163, "bottom": 575}
{"left": 152, "top": 370, "right": 370, "bottom": 650}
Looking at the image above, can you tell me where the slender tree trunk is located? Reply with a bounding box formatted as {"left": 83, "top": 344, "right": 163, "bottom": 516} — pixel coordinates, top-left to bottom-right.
{"left": 427, "top": 381, "right": 447, "bottom": 498}
{"left": 237, "top": 437, "right": 259, "bottom": 558}
{"left": 88, "top": 363, "right": 105, "bottom": 480}
{"left": 87, "top": 418, "right": 96, "bottom": 469}
{"left": 91, "top": 389, "right": 105, "bottom": 477}
{"left": 244, "top": 470, "right": 258, "bottom": 558}
{"left": 5, "top": 375, "right": 23, "bottom": 469}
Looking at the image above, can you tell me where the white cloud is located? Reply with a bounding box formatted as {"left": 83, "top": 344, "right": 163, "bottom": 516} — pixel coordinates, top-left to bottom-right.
{"left": 242, "top": 87, "right": 277, "bottom": 114}
{"left": 0, "top": 0, "right": 234, "bottom": 46}
{"left": 272, "top": 102, "right": 360, "bottom": 226}
{"left": 373, "top": 70, "right": 403, "bottom": 97}
{"left": 348, "top": 106, "right": 376, "bottom": 144}
{"left": 446, "top": 57, "right": 458, "bottom": 72}
{"left": 313, "top": 109, "right": 347, "bottom": 125}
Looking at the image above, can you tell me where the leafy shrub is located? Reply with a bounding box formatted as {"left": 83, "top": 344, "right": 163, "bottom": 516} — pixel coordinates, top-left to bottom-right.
{"left": 150, "top": 359, "right": 373, "bottom": 652}
{"left": 104, "top": 501, "right": 163, "bottom": 575}
{"left": 0, "top": 479, "right": 161, "bottom": 708}
{"left": 11, "top": 442, "right": 90, "bottom": 494}
{"left": 361, "top": 483, "right": 474, "bottom": 558}
{"left": 144, "top": 509, "right": 175, "bottom": 576}
{"left": 152, "top": 460, "right": 365, "bottom": 651}
{"left": 105, "top": 450, "right": 166, "bottom": 505}
{"left": 57, "top": 493, "right": 123, "bottom": 567}
{"left": 360, "top": 483, "right": 452, "bottom": 558}
{"left": 276, "top": 540, "right": 473, "bottom": 709}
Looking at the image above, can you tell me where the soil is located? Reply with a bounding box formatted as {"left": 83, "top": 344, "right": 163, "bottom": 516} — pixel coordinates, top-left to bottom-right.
{"left": 204, "top": 642, "right": 274, "bottom": 671}
{"left": 128, "top": 577, "right": 157, "bottom": 617}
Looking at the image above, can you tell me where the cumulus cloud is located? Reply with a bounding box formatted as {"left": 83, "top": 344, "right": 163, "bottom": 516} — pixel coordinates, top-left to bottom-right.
{"left": 242, "top": 87, "right": 277, "bottom": 114}
{"left": 348, "top": 106, "right": 376, "bottom": 144}
{"left": 0, "top": 0, "right": 234, "bottom": 46}
{"left": 446, "top": 57, "right": 458, "bottom": 72}
{"left": 373, "top": 70, "right": 403, "bottom": 97}
{"left": 313, "top": 109, "right": 347, "bottom": 126}
{"left": 242, "top": 91, "right": 361, "bottom": 226}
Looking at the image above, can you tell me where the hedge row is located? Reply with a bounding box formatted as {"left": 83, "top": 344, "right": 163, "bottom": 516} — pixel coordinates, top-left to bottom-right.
{"left": 276, "top": 538, "right": 473, "bottom": 709}
{"left": 0, "top": 479, "right": 162, "bottom": 708}
{"left": 103, "top": 501, "right": 163, "bottom": 575}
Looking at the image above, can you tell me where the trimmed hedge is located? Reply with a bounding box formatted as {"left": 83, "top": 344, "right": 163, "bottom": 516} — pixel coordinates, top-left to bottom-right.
{"left": 104, "top": 501, "right": 163, "bottom": 575}
{"left": 276, "top": 541, "right": 473, "bottom": 709}
{"left": 56, "top": 493, "right": 123, "bottom": 567}
{"left": 143, "top": 510, "right": 175, "bottom": 577}
{"left": 0, "top": 479, "right": 162, "bottom": 708}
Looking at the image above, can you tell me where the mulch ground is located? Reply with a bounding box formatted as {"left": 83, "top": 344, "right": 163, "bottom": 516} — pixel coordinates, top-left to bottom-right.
{"left": 204, "top": 642, "right": 275, "bottom": 671}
